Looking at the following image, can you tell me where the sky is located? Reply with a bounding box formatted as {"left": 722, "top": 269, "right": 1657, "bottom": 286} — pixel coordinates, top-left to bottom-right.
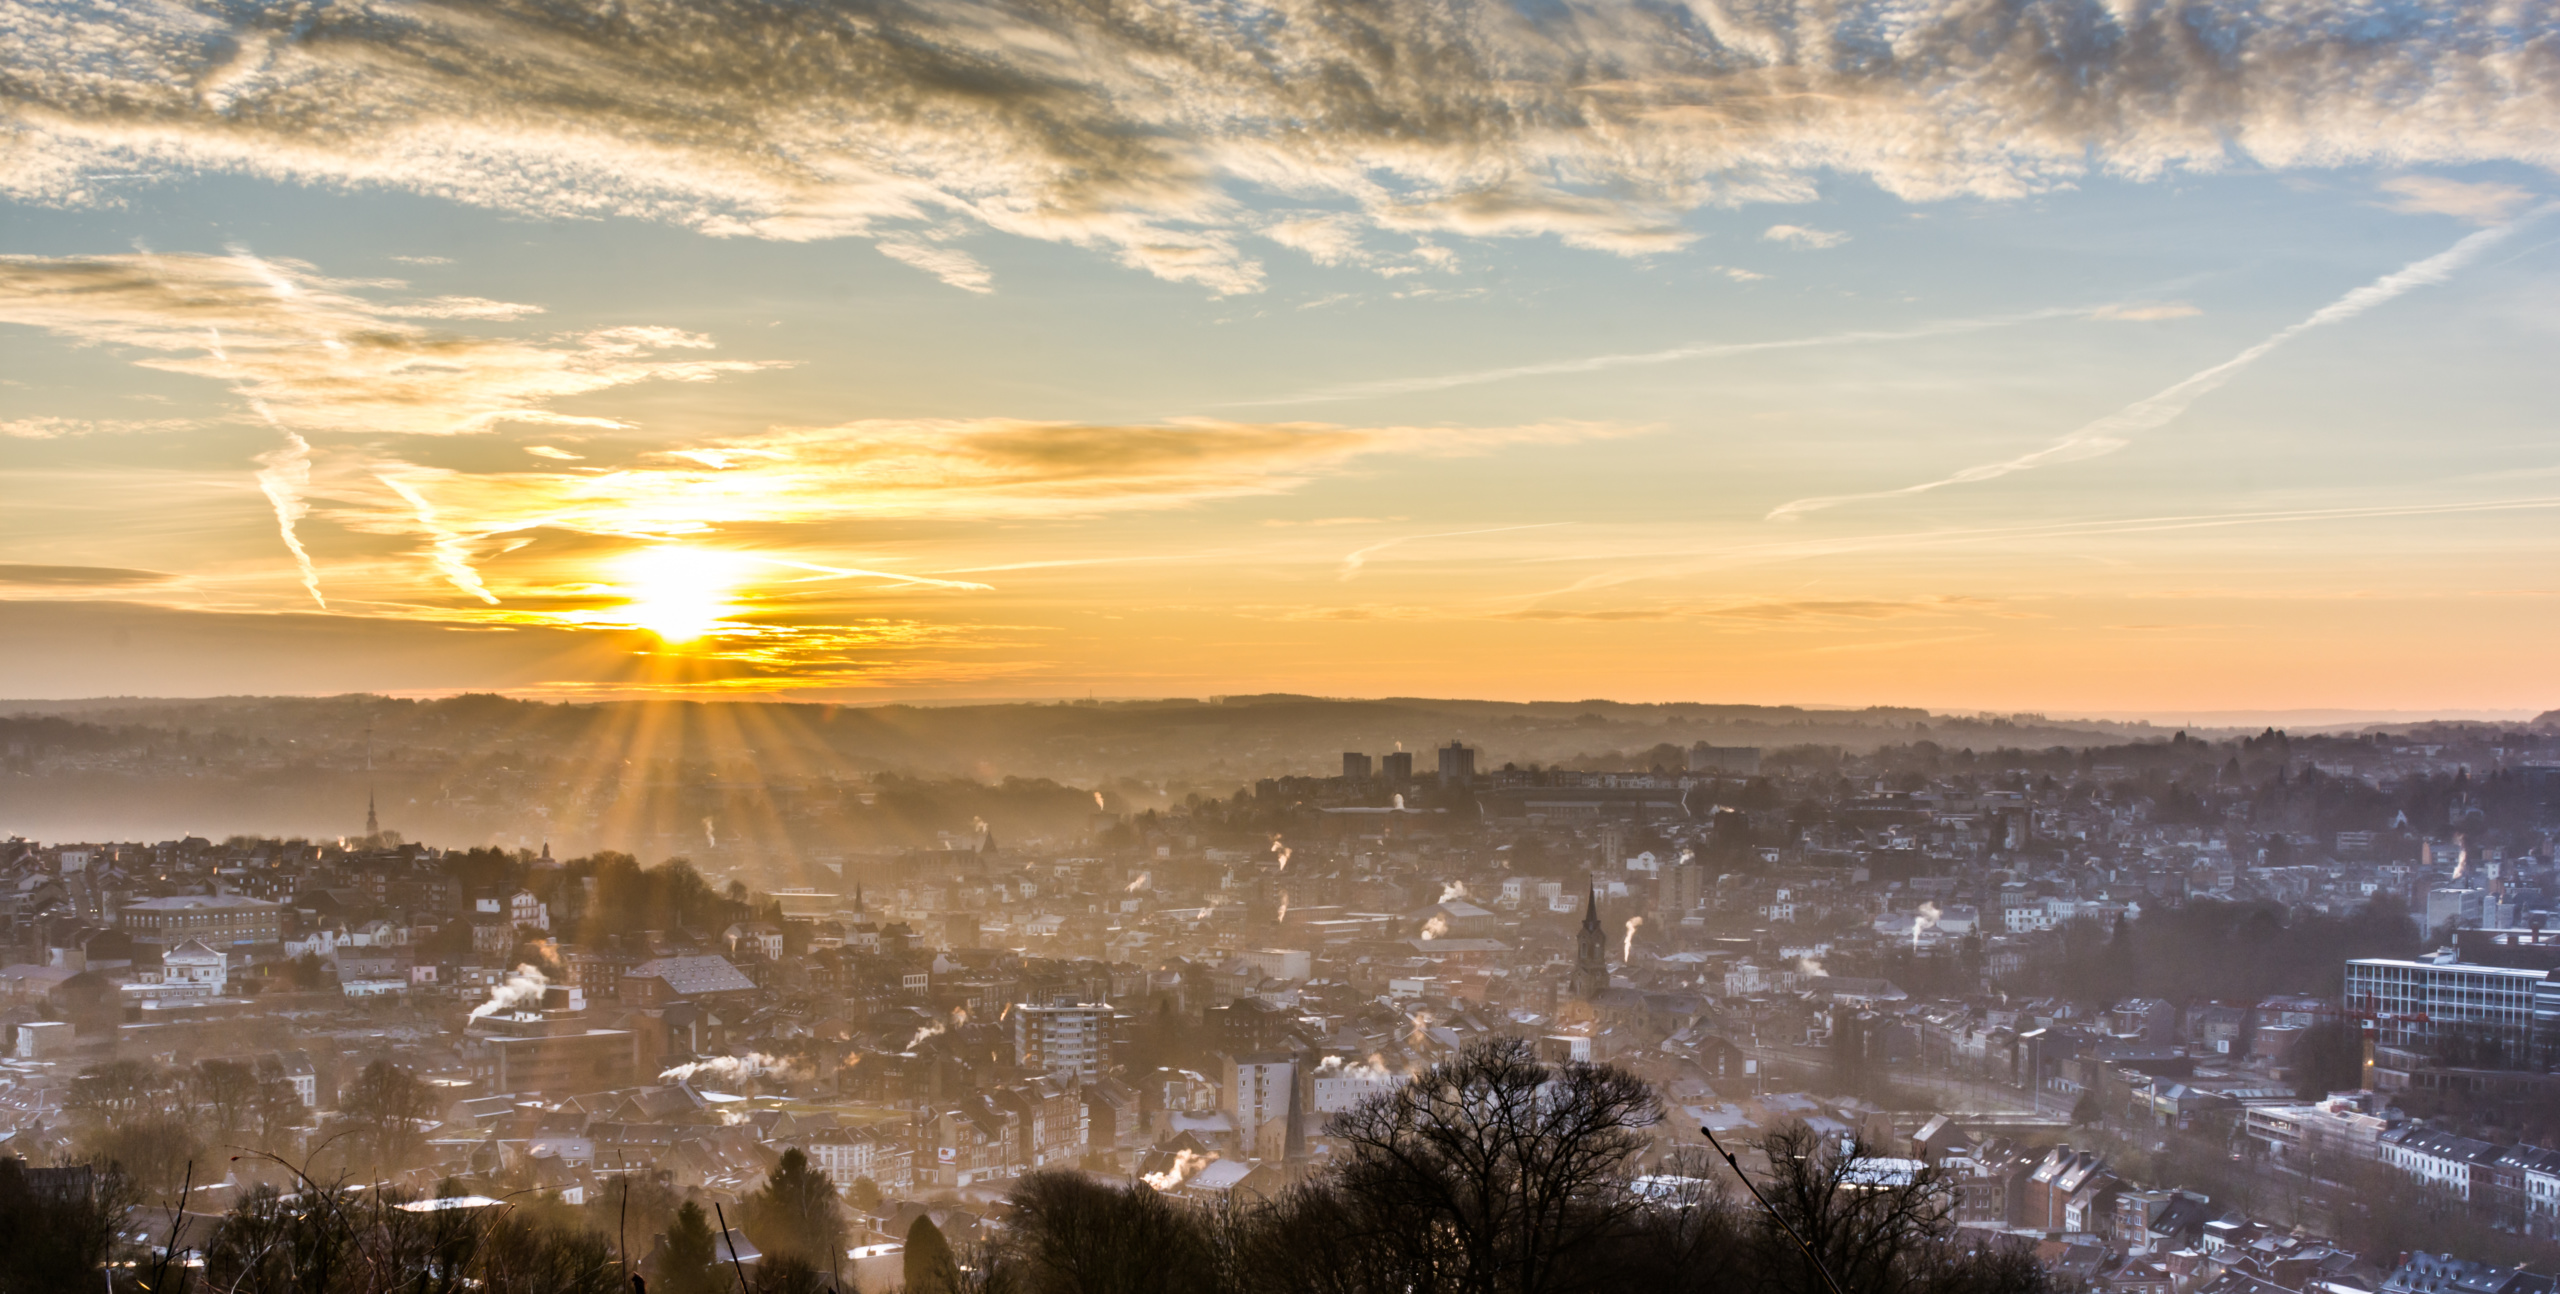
{"left": 3, "top": 0, "right": 2559, "bottom": 715}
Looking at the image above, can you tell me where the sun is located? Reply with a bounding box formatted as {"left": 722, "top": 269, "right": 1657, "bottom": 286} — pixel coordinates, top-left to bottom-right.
{"left": 616, "top": 546, "right": 749, "bottom": 643}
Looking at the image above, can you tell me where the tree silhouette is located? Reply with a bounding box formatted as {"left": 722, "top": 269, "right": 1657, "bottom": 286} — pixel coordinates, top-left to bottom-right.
{"left": 658, "top": 1200, "right": 724, "bottom": 1294}
{"left": 742, "top": 1147, "right": 843, "bottom": 1269}
{"left": 906, "top": 1215, "right": 960, "bottom": 1294}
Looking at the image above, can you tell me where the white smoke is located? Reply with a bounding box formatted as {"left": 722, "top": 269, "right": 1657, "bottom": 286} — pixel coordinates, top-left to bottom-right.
{"left": 660, "top": 1052, "right": 799, "bottom": 1087}
{"left": 1094, "top": 790, "right": 1107, "bottom": 811}
{"left": 1420, "top": 914, "right": 1448, "bottom": 941}
{"left": 905, "top": 1021, "right": 945, "bottom": 1051}
{"left": 1140, "top": 1148, "right": 1216, "bottom": 1191}
{"left": 1438, "top": 881, "right": 1468, "bottom": 904}
{"left": 1317, "top": 1053, "right": 1393, "bottom": 1078}
{"left": 1623, "top": 915, "right": 1644, "bottom": 962}
{"left": 1911, "top": 901, "right": 1942, "bottom": 950}
{"left": 1277, "top": 891, "right": 1289, "bottom": 922}
{"left": 1797, "top": 957, "right": 1829, "bottom": 978}
{"left": 2452, "top": 834, "right": 2470, "bottom": 882}
{"left": 1126, "top": 871, "right": 1151, "bottom": 893}
{"left": 1271, "top": 837, "right": 1292, "bottom": 871}
{"left": 1407, "top": 1010, "right": 1433, "bottom": 1048}
{"left": 467, "top": 964, "right": 549, "bottom": 1020}
{"left": 703, "top": 816, "right": 717, "bottom": 849}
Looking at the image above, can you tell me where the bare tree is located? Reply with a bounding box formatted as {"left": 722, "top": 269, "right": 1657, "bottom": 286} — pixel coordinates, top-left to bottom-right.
{"left": 1751, "top": 1124, "right": 1956, "bottom": 1294}
{"left": 1325, "top": 1036, "right": 1662, "bottom": 1294}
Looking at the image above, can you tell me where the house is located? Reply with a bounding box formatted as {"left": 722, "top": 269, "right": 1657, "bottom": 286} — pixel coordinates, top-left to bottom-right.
{"left": 159, "top": 939, "right": 227, "bottom": 997}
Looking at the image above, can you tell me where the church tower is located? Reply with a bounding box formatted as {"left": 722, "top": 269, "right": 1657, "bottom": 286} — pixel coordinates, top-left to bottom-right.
{"left": 1571, "top": 876, "right": 1610, "bottom": 1000}
{"left": 365, "top": 788, "right": 380, "bottom": 838}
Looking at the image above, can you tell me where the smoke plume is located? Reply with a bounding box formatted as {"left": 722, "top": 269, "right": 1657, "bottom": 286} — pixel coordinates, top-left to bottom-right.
{"left": 1141, "top": 1148, "right": 1216, "bottom": 1191}
{"left": 1622, "top": 915, "right": 1643, "bottom": 962}
{"left": 660, "top": 1052, "right": 800, "bottom": 1087}
{"left": 467, "top": 963, "right": 549, "bottom": 1019}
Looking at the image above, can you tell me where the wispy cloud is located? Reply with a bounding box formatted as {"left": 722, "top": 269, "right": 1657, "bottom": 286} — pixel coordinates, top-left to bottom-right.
{"left": 1230, "top": 305, "right": 2097, "bottom": 406}
{"left": 1339, "top": 522, "right": 1572, "bottom": 580}
{"left": 0, "top": 253, "right": 783, "bottom": 436}
{"left": 2379, "top": 177, "right": 2538, "bottom": 225}
{"left": 7, "top": 0, "right": 2557, "bottom": 293}
{"left": 1767, "top": 214, "right": 2545, "bottom": 520}
{"left": 0, "top": 563, "right": 174, "bottom": 586}
{"left": 1, "top": 415, "right": 196, "bottom": 438}
{"left": 1763, "top": 225, "right": 1848, "bottom": 249}
{"left": 2088, "top": 302, "right": 2200, "bottom": 322}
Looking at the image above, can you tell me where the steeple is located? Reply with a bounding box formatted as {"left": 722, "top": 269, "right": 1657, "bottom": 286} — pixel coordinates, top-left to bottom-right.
{"left": 1571, "top": 875, "right": 1609, "bottom": 1001}
{"left": 365, "top": 788, "right": 379, "bottom": 838}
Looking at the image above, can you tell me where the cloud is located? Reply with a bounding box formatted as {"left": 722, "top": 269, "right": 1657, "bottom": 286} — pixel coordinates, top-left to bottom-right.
{"left": 350, "top": 420, "right": 1617, "bottom": 554}
{"left": 0, "top": 563, "right": 173, "bottom": 586}
{"left": 1768, "top": 214, "right": 2545, "bottom": 520}
{"left": 8, "top": 0, "right": 2559, "bottom": 293}
{"left": 1235, "top": 304, "right": 2094, "bottom": 405}
{"left": 1339, "top": 523, "right": 1573, "bottom": 580}
{"left": 1496, "top": 596, "right": 1990, "bottom": 622}
{"left": 876, "top": 238, "right": 996, "bottom": 294}
{"left": 2089, "top": 302, "right": 2200, "bottom": 321}
{"left": 0, "top": 253, "right": 785, "bottom": 436}
{"left": 1, "top": 416, "right": 196, "bottom": 438}
{"left": 1763, "top": 225, "right": 1848, "bottom": 249}
{"left": 2380, "top": 176, "right": 2537, "bottom": 225}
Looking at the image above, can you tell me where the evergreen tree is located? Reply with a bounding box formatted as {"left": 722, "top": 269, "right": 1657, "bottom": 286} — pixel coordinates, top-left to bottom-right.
{"left": 659, "top": 1200, "right": 723, "bottom": 1294}
{"left": 743, "top": 1147, "right": 843, "bottom": 1267}
{"left": 847, "top": 1175, "right": 883, "bottom": 1216}
{"left": 906, "top": 1215, "right": 960, "bottom": 1294}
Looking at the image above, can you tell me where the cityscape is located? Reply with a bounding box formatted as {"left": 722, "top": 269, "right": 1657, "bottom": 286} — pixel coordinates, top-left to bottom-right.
{"left": 0, "top": 699, "right": 2556, "bottom": 1289}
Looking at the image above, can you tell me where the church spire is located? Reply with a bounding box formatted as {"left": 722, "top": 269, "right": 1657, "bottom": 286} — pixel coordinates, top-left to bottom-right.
{"left": 365, "top": 788, "right": 379, "bottom": 838}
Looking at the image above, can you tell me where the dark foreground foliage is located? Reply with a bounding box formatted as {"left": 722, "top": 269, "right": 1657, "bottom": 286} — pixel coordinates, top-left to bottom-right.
{"left": 977, "top": 1038, "right": 2064, "bottom": 1294}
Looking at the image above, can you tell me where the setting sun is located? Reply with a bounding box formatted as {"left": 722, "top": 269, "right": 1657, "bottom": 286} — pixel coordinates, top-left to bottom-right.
{"left": 616, "top": 546, "right": 749, "bottom": 643}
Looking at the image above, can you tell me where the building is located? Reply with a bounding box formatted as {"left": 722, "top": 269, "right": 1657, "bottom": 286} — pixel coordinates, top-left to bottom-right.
{"left": 1342, "top": 752, "right": 1372, "bottom": 781}
{"left": 805, "top": 1126, "right": 915, "bottom": 1196}
{"left": 1313, "top": 1060, "right": 1402, "bottom": 1113}
{"left": 2347, "top": 951, "right": 2554, "bottom": 1057}
{"left": 157, "top": 939, "right": 228, "bottom": 997}
{"left": 1013, "top": 1003, "right": 1110, "bottom": 1081}
{"left": 1437, "top": 741, "right": 1476, "bottom": 787}
{"left": 622, "top": 954, "right": 758, "bottom": 1008}
{"left": 1223, "top": 1052, "right": 1294, "bottom": 1153}
{"left": 2378, "top": 1127, "right": 2503, "bottom": 1202}
{"left": 1382, "top": 751, "right": 1414, "bottom": 783}
{"left": 460, "top": 984, "right": 640, "bottom": 1095}
{"left": 1237, "top": 948, "right": 1311, "bottom": 982}
{"left": 119, "top": 894, "right": 285, "bottom": 946}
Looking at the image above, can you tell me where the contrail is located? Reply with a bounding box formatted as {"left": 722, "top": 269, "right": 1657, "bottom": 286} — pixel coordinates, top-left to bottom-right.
{"left": 758, "top": 557, "right": 992, "bottom": 592}
{"left": 256, "top": 426, "right": 326, "bottom": 609}
{"left": 1340, "top": 522, "right": 1569, "bottom": 580}
{"left": 1228, "top": 306, "right": 2098, "bottom": 407}
{"left": 380, "top": 474, "right": 498, "bottom": 604}
{"left": 1768, "top": 214, "right": 2546, "bottom": 521}
{"left": 201, "top": 249, "right": 333, "bottom": 609}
